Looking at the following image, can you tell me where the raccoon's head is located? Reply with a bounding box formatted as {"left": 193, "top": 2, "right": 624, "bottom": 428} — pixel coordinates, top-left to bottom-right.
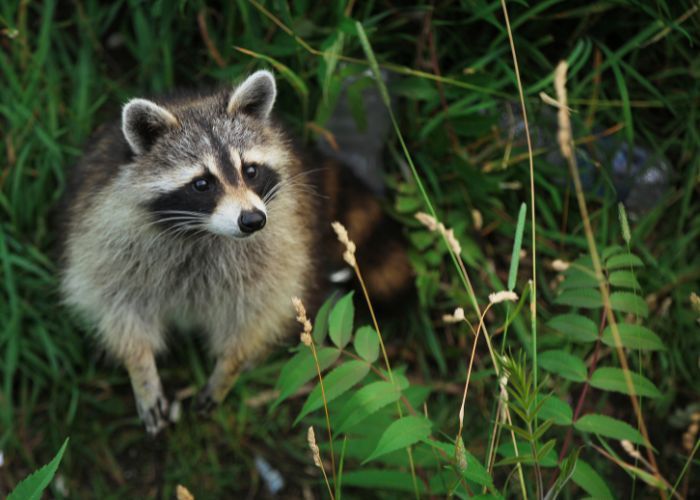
{"left": 121, "top": 71, "right": 295, "bottom": 239}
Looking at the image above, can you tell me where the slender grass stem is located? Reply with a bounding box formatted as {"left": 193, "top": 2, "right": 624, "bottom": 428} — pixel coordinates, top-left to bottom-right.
{"left": 457, "top": 302, "right": 494, "bottom": 440}
{"left": 307, "top": 338, "right": 337, "bottom": 492}
{"left": 500, "top": 0, "right": 538, "bottom": 418}
{"left": 670, "top": 437, "right": 700, "bottom": 498}
{"left": 353, "top": 263, "right": 421, "bottom": 499}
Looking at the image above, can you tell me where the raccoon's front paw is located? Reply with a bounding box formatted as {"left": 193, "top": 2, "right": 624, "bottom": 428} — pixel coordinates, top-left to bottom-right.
{"left": 193, "top": 385, "right": 220, "bottom": 415}
{"left": 137, "top": 394, "right": 170, "bottom": 435}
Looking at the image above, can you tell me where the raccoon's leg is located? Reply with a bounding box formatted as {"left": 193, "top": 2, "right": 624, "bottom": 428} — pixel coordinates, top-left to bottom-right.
{"left": 123, "top": 344, "right": 169, "bottom": 435}
{"left": 194, "top": 351, "right": 242, "bottom": 414}
{"left": 101, "top": 314, "right": 169, "bottom": 434}
{"left": 194, "top": 330, "right": 268, "bottom": 414}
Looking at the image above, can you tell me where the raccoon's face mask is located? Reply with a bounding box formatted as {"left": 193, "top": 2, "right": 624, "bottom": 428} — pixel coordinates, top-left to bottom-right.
{"left": 120, "top": 71, "right": 292, "bottom": 239}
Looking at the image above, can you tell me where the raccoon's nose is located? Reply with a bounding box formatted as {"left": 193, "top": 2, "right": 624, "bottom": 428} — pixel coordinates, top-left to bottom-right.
{"left": 238, "top": 209, "right": 266, "bottom": 233}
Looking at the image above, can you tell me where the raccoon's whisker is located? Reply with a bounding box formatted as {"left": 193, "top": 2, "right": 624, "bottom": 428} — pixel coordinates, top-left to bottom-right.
{"left": 263, "top": 167, "right": 326, "bottom": 201}
{"left": 264, "top": 178, "right": 326, "bottom": 203}
{"left": 141, "top": 220, "right": 204, "bottom": 246}
{"left": 140, "top": 216, "right": 206, "bottom": 231}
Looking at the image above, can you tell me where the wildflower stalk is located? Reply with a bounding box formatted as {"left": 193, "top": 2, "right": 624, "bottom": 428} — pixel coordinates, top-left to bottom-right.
{"left": 293, "top": 297, "right": 336, "bottom": 493}
{"left": 308, "top": 426, "right": 335, "bottom": 500}
{"left": 549, "top": 60, "right": 666, "bottom": 496}
{"left": 500, "top": 0, "right": 538, "bottom": 410}
{"left": 449, "top": 291, "right": 525, "bottom": 498}
{"left": 331, "top": 221, "right": 420, "bottom": 499}
{"left": 417, "top": 210, "right": 527, "bottom": 493}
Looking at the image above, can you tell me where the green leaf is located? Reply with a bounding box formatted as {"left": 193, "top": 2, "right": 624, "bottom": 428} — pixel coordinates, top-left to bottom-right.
{"left": 560, "top": 267, "right": 598, "bottom": 290}
{"left": 340, "top": 469, "right": 425, "bottom": 493}
{"left": 623, "top": 463, "right": 668, "bottom": 488}
{"left": 608, "top": 270, "right": 640, "bottom": 290}
{"left": 409, "top": 230, "right": 436, "bottom": 251}
{"left": 363, "top": 416, "right": 432, "bottom": 463}
{"left": 601, "top": 324, "right": 665, "bottom": 351}
{"left": 8, "top": 437, "right": 69, "bottom": 500}
{"left": 329, "top": 291, "right": 355, "bottom": 349}
{"left": 508, "top": 203, "right": 527, "bottom": 291}
{"left": 610, "top": 291, "right": 649, "bottom": 317}
{"left": 574, "top": 414, "right": 646, "bottom": 445}
{"left": 538, "top": 350, "right": 588, "bottom": 382}
{"left": 537, "top": 438, "right": 557, "bottom": 461}
{"left": 313, "top": 293, "right": 337, "bottom": 343}
{"left": 571, "top": 459, "right": 614, "bottom": 500}
{"left": 602, "top": 245, "right": 625, "bottom": 260}
{"left": 273, "top": 347, "right": 340, "bottom": 407}
{"left": 335, "top": 381, "right": 402, "bottom": 433}
{"left": 547, "top": 314, "right": 598, "bottom": 342}
{"left": 354, "top": 326, "right": 380, "bottom": 362}
{"left": 395, "top": 195, "right": 422, "bottom": 213}
{"left": 548, "top": 447, "right": 582, "bottom": 500}
{"left": 606, "top": 253, "right": 643, "bottom": 269}
{"left": 497, "top": 440, "right": 558, "bottom": 467}
{"left": 295, "top": 360, "right": 370, "bottom": 423}
{"left": 538, "top": 396, "right": 573, "bottom": 425}
{"left": 589, "top": 367, "right": 661, "bottom": 399}
{"left": 554, "top": 288, "right": 602, "bottom": 309}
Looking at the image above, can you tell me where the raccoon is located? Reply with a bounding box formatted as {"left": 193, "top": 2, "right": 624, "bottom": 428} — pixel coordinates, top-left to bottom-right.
{"left": 59, "top": 71, "right": 411, "bottom": 434}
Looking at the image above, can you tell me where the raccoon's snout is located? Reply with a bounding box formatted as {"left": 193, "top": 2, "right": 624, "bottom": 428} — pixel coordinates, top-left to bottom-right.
{"left": 238, "top": 209, "right": 266, "bottom": 233}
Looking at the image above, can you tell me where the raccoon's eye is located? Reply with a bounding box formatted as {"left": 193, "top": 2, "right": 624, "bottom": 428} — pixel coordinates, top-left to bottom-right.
{"left": 243, "top": 163, "right": 258, "bottom": 180}
{"left": 192, "top": 177, "right": 211, "bottom": 192}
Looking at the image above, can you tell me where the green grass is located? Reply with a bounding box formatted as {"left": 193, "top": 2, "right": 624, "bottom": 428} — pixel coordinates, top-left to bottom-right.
{"left": 1, "top": 0, "right": 699, "bottom": 497}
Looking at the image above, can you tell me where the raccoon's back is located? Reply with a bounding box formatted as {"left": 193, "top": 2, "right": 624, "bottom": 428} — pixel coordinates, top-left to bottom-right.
{"left": 313, "top": 155, "right": 413, "bottom": 305}
{"left": 56, "top": 121, "right": 133, "bottom": 260}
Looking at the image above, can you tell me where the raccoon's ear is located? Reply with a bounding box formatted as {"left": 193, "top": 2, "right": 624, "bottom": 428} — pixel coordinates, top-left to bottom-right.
{"left": 122, "top": 98, "right": 179, "bottom": 155}
{"left": 227, "top": 70, "right": 277, "bottom": 120}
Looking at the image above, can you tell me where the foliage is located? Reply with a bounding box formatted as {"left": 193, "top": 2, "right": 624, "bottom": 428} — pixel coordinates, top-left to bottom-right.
{"left": 1, "top": 0, "right": 699, "bottom": 498}
{"left": 7, "top": 438, "right": 69, "bottom": 500}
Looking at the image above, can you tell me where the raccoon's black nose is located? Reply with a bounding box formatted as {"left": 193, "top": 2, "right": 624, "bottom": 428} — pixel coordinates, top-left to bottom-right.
{"left": 238, "top": 209, "right": 266, "bottom": 234}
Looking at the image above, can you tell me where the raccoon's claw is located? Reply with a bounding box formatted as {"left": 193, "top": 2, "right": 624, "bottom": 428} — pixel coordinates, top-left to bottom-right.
{"left": 138, "top": 394, "right": 170, "bottom": 435}
{"left": 193, "top": 386, "right": 219, "bottom": 415}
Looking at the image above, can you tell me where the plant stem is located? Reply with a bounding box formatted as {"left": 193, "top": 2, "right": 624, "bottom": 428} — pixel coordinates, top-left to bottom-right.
{"left": 553, "top": 61, "right": 667, "bottom": 497}
{"left": 353, "top": 263, "right": 421, "bottom": 499}
{"left": 307, "top": 341, "right": 337, "bottom": 494}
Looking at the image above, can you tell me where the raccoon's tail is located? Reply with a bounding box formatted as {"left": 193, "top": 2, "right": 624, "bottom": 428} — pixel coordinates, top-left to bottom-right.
{"left": 319, "top": 161, "right": 413, "bottom": 305}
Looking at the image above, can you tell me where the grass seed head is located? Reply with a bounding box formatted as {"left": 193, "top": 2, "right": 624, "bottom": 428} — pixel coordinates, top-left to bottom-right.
{"left": 415, "top": 211, "right": 439, "bottom": 231}
{"left": 443, "top": 307, "right": 465, "bottom": 323}
{"left": 489, "top": 291, "right": 519, "bottom": 305}
{"left": 620, "top": 440, "right": 642, "bottom": 460}
{"left": 292, "top": 296, "right": 313, "bottom": 345}
{"left": 690, "top": 292, "right": 700, "bottom": 313}
{"left": 454, "top": 437, "right": 468, "bottom": 472}
{"left": 331, "top": 221, "right": 357, "bottom": 267}
{"left": 415, "top": 212, "right": 461, "bottom": 254}
{"left": 307, "top": 426, "right": 322, "bottom": 468}
{"left": 618, "top": 202, "right": 631, "bottom": 244}
{"left": 176, "top": 485, "right": 195, "bottom": 500}
{"left": 551, "top": 259, "right": 570, "bottom": 272}
{"left": 444, "top": 227, "right": 462, "bottom": 254}
{"left": 471, "top": 209, "right": 483, "bottom": 230}
{"left": 553, "top": 60, "right": 572, "bottom": 160}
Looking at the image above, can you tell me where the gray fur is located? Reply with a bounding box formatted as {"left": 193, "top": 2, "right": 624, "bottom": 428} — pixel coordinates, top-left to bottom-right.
{"left": 60, "top": 72, "right": 315, "bottom": 433}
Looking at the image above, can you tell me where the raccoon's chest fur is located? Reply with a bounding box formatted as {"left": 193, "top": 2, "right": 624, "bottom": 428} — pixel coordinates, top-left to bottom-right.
{"left": 62, "top": 183, "right": 312, "bottom": 353}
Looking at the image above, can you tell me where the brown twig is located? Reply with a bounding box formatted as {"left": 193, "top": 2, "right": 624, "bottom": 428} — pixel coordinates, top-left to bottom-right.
{"left": 197, "top": 9, "right": 226, "bottom": 68}
{"left": 549, "top": 309, "right": 606, "bottom": 489}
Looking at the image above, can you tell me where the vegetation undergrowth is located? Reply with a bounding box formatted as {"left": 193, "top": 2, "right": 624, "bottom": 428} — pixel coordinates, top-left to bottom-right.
{"left": 1, "top": 0, "right": 699, "bottom": 498}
